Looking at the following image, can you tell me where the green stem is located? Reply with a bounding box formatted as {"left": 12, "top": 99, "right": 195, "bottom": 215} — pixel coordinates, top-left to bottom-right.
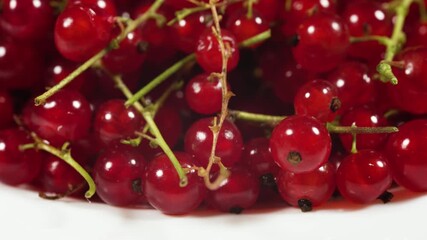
{"left": 20, "top": 138, "right": 96, "bottom": 199}
{"left": 239, "top": 29, "right": 271, "bottom": 47}
{"left": 350, "top": 35, "right": 391, "bottom": 45}
{"left": 246, "top": 0, "right": 255, "bottom": 19}
{"left": 34, "top": 0, "right": 165, "bottom": 106}
{"left": 125, "top": 54, "right": 195, "bottom": 107}
{"left": 113, "top": 75, "right": 188, "bottom": 187}
{"left": 167, "top": 6, "right": 210, "bottom": 26}
{"left": 326, "top": 123, "right": 399, "bottom": 134}
{"left": 229, "top": 110, "right": 285, "bottom": 126}
{"left": 376, "top": 0, "right": 414, "bottom": 84}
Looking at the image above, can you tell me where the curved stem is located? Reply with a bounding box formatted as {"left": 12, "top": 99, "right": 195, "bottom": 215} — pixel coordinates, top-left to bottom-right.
{"left": 239, "top": 29, "right": 271, "bottom": 47}
{"left": 20, "top": 135, "right": 96, "bottom": 199}
{"left": 34, "top": 0, "right": 165, "bottom": 106}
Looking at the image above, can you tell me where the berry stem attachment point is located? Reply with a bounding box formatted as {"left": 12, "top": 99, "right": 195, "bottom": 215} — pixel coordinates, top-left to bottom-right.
{"left": 19, "top": 133, "right": 96, "bottom": 199}
{"left": 34, "top": 0, "right": 165, "bottom": 106}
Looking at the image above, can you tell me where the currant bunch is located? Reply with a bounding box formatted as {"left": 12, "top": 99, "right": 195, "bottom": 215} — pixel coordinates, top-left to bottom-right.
{"left": 0, "top": 0, "right": 426, "bottom": 216}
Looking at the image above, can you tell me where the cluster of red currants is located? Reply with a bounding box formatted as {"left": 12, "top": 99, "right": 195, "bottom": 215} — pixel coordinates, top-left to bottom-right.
{"left": 0, "top": 0, "right": 427, "bottom": 215}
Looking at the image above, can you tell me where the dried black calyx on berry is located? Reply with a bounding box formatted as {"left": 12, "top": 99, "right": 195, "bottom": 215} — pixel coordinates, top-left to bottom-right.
{"left": 287, "top": 151, "right": 302, "bottom": 165}
{"left": 298, "top": 199, "right": 313, "bottom": 212}
{"left": 330, "top": 97, "right": 342, "bottom": 112}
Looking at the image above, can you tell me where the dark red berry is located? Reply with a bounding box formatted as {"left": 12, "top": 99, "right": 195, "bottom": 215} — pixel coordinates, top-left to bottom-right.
{"left": 94, "top": 144, "right": 147, "bottom": 206}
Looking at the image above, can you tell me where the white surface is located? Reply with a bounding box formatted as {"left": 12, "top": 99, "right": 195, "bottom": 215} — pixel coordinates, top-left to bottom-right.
{"left": 0, "top": 183, "right": 426, "bottom": 240}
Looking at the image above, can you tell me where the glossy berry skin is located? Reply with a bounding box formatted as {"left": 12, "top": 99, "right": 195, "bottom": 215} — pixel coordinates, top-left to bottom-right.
{"left": 336, "top": 150, "right": 392, "bottom": 204}
{"left": 242, "top": 138, "right": 279, "bottom": 178}
{"left": 102, "top": 29, "right": 147, "bottom": 74}
{"left": 39, "top": 154, "right": 85, "bottom": 195}
{"left": 385, "top": 119, "right": 427, "bottom": 192}
{"left": 270, "top": 115, "right": 332, "bottom": 173}
{"left": 0, "top": 0, "right": 54, "bottom": 40}
{"left": 45, "top": 56, "right": 88, "bottom": 91}
{"left": 339, "top": 105, "right": 389, "bottom": 152}
{"left": 0, "top": 37, "right": 44, "bottom": 89}
{"left": 386, "top": 49, "right": 427, "bottom": 114}
{"left": 276, "top": 162, "right": 335, "bottom": 211}
{"left": 184, "top": 73, "right": 224, "bottom": 115}
{"left": 226, "top": 0, "right": 281, "bottom": 23}
{"left": 54, "top": 5, "right": 112, "bottom": 62}
{"left": 292, "top": 12, "right": 350, "bottom": 73}
{"left": 94, "top": 99, "right": 144, "bottom": 147}
{"left": 94, "top": 144, "right": 147, "bottom": 206}
{"left": 184, "top": 118, "right": 243, "bottom": 168}
{"left": 170, "top": 11, "right": 212, "bottom": 53}
{"left": 393, "top": 47, "right": 427, "bottom": 90}
{"left": 22, "top": 90, "right": 92, "bottom": 147}
{"left": 195, "top": 29, "right": 240, "bottom": 73}
{"left": 294, "top": 79, "right": 341, "bottom": 123}
{"left": 342, "top": 1, "right": 392, "bottom": 63}
{"left": 67, "top": 0, "right": 117, "bottom": 23}
{"left": 225, "top": 9, "right": 269, "bottom": 46}
{"left": 144, "top": 152, "right": 206, "bottom": 215}
{"left": 327, "top": 61, "right": 375, "bottom": 113}
{"left": 0, "top": 91, "right": 14, "bottom": 129}
{"left": 206, "top": 167, "right": 260, "bottom": 213}
{"left": 0, "top": 128, "right": 44, "bottom": 185}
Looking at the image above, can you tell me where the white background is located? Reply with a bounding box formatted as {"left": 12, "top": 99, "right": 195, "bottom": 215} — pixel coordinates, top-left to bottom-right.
{"left": 0, "top": 183, "right": 426, "bottom": 240}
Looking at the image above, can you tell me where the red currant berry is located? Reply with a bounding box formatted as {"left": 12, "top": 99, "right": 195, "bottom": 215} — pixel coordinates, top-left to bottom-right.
{"left": 184, "top": 118, "right": 243, "bottom": 168}
{"left": 242, "top": 137, "right": 279, "bottom": 178}
{"left": 195, "top": 29, "right": 240, "bottom": 73}
{"left": 225, "top": 9, "right": 269, "bottom": 47}
{"left": 336, "top": 150, "right": 392, "bottom": 204}
{"left": 385, "top": 119, "right": 427, "bottom": 192}
{"left": 54, "top": 5, "right": 113, "bottom": 62}
{"left": 270, "top": 115, "right": 332, "bottom": 173}
{"left": 0, "top": 0, "right": 55, "bottom": 40}
{"left": 94, "top": 99, "right": 144, "bottom": 147}
{"left": 342, "top": 1, "right": 392, "bottom": 64}
{"left": 339, "top": 105, "right": 389, "bottom": 152}
{"left": 22, "top": 90, "right": 92, "bottom": 147}
{"left": 184, "top": 73, "right": 225, "bottom": 115}
{"left": 0, "top": 128, "right": 44, "bottom": 185}
{"left": 170, "top": 11, "right": 212, "bottom": 53}
{"left": 101, "top": 29, "right": 147, "bottom": 74}
{"left": 38, "top": 154, "right": 86, "bottom": 196}
{"left": 327, "top": 61, "right": 375, "bottom": 113}
{"left": 67, "top": 0, "right": 117, "bottom": 23}
{"left": 145, "top": 152, "right": 206, "bottom": 215}
{"left": 294, "top": 79, "right": 341, "bottom": 123}
{"left": 292, "top": 12, "right": 350, "bottom": 73}
{"left": 276, "top": 162, "right": 335, "bottom": 211}
{"left": 94, "top": 144, "right": 147, "bottom": 206}
{"left": 206, "top": 167, "right": 260, "bottom": 213}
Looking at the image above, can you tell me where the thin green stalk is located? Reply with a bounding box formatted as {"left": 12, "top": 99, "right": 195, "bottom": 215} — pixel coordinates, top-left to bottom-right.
{"left": 20, "top": 137, "right": 96, "bottom": 199}
{"left": 125, "top": 54, "right": 195, "bottom": 107}
{"left": 34, "top": 0, "right": 165, "bottom": 106}
{"left": 112, "top": 75, "right": 188, "bottom": 187}
{"left": 376, "top": 0, "right": 414, "bottom": 84}
{"left": 326, "top": 123, "right": 399, "bottom": 134}
{"left": 229, "top": 110, "right": 285, "bottom": 126}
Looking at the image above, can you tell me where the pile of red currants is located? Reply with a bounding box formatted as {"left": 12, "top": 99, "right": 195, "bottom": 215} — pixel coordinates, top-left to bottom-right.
{"left": 1, "top": 0, "right": 427, "bottom": 215}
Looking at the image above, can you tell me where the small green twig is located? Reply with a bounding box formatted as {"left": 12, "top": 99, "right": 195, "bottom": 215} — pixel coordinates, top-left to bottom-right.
{"left": 326, "top": 123, "right": 399, "bottom": 134}
{"left": 229, "top": 110, "right": 286, "bottom": 126}
{"left": 20, "top": 133, "right": 96, "bottom": 199}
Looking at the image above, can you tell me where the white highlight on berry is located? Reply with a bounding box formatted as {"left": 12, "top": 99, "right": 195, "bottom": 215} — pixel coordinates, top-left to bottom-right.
{"left": 401, "top": 138, "right": 410, "bottom": 150}
{"left": 9, "top": 0, "right": 17, "bottom": 10}
{"left": 44, "top": 102, "right": 56, "bottom": 109}
{"left": 127, "top": 112, "right": 135, "bottom": 119}
{"left": 374, "top": 10, "right": 385, "bottom": 21}
{"left": 0, "top": 47, "right": 5, "bottom": 58}
{"left": 33, "top": 0, "right": 42, "bottom": 8}
{"left": 285, "top": 129, "right": 293, "bottom": 136}
{"left": 312, "top": 127, "right": 320, "bottom": 135}
{"left": 370, "top": 116, "right": 379, "bottom": 124}
{"left": 196, "top": 132, "right": 207, "bottom": 141}
{"left": 0, "top": 142, "right": 5, "bottom": 151}
{"left": 72, "top": 100, "right": 81, "bottom": 109}
{"left": 63, "top": 18, "right": 73, "bottom": 29}
{"left": 349, "top": 14, "right": 359, "bottom": 23}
